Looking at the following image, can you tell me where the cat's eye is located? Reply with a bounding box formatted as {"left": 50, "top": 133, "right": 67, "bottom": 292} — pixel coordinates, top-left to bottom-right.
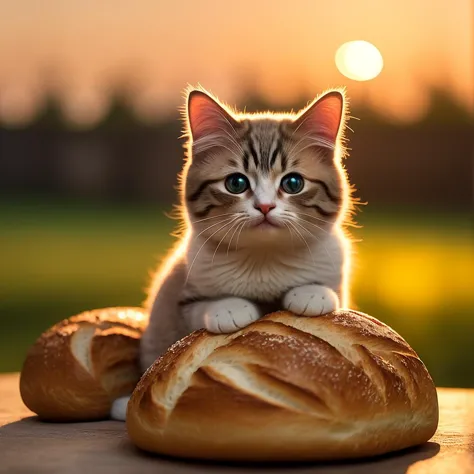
{"left": 225, "top": 173, "right": 250, "bottom": 194}
{"left": 281, "top": 173, "right": 304, "bottom": 194}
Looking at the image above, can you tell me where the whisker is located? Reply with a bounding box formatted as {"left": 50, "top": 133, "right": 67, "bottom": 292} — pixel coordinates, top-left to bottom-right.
{"left": 292, "top": 215, "right": 329, "bottom": 235}
{"left": 234, "top": 220, "right": 248, "bottom": 251}
{"left": 186, "top": 217, "right": 239, "bottom": 283}
{"left": 282, "top": 221, "right": 295, "bottom": 250}
{"left": 227, "top": 219, "right": 245, "bottom": 256}
{"left": 191, "top": 212, "right": 239, "bottom": 225}
{"left": 192, "top": 216, "right": 236, "bottom": 240}
{"left": 291, "top": 219, "right": 318, "bottom": 240}
{"left": 287, "top": 220, "right": 315, "bottom": 265}
{"left": 212, "top": 218, "right": 243, "bottom": 263}
{"left": 293, "top": 211, "right": 334, "bottom": 225}
{"left": 292, "top": 219, "right": 337, "bottom": 272}
{"left": 282, "top": 212, "right": 330, "bottom": 235}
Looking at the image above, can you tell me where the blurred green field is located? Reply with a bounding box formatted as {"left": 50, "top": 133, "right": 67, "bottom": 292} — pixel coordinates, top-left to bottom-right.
{"left": 1, "top": 198, "right": 473, "bottom": 387}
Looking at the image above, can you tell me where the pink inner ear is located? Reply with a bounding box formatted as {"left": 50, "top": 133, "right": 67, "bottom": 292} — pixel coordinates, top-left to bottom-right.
{"left": 187, "top": 91, "right": 236, "bottom": 142}
{"left": 294, "top": 92, "right": 344, "bottom": 145}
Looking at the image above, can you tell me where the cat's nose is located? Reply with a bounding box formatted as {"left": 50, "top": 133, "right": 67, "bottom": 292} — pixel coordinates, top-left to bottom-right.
{"left": 254, "top": 203, "right": 276, "bottom": 215}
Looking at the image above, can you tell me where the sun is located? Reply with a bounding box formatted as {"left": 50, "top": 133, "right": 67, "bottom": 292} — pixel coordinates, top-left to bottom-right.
{"left": 335, "top": 41, "right": 383, "bottom": 81}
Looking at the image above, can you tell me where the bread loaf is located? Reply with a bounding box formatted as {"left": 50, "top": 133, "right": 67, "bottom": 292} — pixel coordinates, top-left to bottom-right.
{"left": 127, "top": 309, "right": 438, "bottom": 461}
{"left": 20, "top": 307, "right": 147, "bottom": 421}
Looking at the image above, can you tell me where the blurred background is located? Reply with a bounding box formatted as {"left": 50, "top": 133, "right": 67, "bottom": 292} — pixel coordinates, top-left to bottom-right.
{"left": 0, "top": 1, "right": 472, "bottom": 387}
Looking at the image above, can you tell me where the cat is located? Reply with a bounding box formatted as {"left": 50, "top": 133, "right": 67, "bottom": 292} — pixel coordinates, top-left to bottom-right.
{"left": 110, "top": 86, "right": 355, "bottom": 421}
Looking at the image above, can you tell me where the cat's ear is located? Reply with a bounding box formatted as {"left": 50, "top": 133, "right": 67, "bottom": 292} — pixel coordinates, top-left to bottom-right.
{"left": 289, "top": 91, "right": 345, "bottom": 149}
{"left": 187, "top": 90, "right": 241, "bottom": 143}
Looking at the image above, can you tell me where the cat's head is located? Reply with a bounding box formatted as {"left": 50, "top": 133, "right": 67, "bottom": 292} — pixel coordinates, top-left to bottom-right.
{"left": 182, "top": 87, "right": 350, "bottom": 250}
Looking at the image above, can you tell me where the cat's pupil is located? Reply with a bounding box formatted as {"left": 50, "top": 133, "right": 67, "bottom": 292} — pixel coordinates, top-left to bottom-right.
{"left": 281, "top": 173, "right": 304, "bottom": 194}
{"left": 225, "top": 173, "right": 249, "bottom": 194}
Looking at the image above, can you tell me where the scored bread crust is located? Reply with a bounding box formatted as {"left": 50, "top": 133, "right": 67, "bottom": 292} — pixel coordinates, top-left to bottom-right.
{"left": 20, "top": 307, "right": 147, "bottom": 421}
{"left": 127, "top": 310, "right": 439, "bottom": 461}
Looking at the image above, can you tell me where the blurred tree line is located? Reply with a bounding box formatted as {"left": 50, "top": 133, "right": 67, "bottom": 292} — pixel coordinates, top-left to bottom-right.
{"left": 0, "top": 86, "right": 472, "bottom": 210}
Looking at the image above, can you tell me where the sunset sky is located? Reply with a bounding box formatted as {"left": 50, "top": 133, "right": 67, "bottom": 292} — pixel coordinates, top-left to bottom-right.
{"left": 0, "top": 0, "right": 472, "bottom": 125}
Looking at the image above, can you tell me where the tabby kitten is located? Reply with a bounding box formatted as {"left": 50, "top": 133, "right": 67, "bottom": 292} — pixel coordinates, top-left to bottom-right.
{"left": 111, "top": 87, "right": 354, "bottom": 420}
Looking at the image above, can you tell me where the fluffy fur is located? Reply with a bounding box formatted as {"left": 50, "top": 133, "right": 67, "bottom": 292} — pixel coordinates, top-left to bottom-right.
{"left": 111, "top": 86, "right": 356, "bottom": 421}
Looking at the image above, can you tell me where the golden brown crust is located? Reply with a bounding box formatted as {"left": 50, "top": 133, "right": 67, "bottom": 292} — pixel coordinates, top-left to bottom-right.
{"left": 127, "top": 310, "right": 439, "bottom": 461}
{"left": 20, "top": 307, "right": 147, "bottom": 421}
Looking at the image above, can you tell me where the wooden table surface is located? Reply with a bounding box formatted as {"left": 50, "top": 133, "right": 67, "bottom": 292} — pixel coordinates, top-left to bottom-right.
{"left": 1, "top": 373, "right": 473, "bottom": 474}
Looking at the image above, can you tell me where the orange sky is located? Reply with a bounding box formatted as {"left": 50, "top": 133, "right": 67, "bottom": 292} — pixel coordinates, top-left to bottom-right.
{"left": 0, "top": 0, "right": 472, "bottom": 125}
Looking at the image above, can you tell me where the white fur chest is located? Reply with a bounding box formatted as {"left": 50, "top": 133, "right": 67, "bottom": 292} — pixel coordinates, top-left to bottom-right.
{"left": 185, "top": 233, "right": 344, "bottom": 302}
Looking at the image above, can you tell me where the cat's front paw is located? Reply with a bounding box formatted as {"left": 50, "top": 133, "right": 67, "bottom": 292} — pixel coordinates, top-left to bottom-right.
{"left": 283, "top": 284, "right": 339, "bottom": 316}
{"left": 204, "top": 297, "right": 261, "bottom": 334}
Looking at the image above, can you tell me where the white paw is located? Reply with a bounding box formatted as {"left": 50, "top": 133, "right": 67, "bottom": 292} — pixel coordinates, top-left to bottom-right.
{"left": 283, "top": 285, "right": 339, "bottom": 316}
{"left": 110, "top": 395, "right": 130, "bottom": 421}
{"left": 204, "top": 298, "right": 261, "bottom": 333}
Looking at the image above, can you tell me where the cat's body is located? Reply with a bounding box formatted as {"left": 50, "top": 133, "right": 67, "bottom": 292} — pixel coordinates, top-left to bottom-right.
{"left": 111, "top": 87, "right": 354, "bottom": 420}
{"left": 141, "top": 224, "right": 348, "bottom": 369}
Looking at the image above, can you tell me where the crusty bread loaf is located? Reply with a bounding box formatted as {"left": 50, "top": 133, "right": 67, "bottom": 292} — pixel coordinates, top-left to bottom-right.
{"left": 127, "top": 310, "right": 438, "bottom": 461}
{"left": 20, "top": 307, "right": 147, "bottom": 421}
